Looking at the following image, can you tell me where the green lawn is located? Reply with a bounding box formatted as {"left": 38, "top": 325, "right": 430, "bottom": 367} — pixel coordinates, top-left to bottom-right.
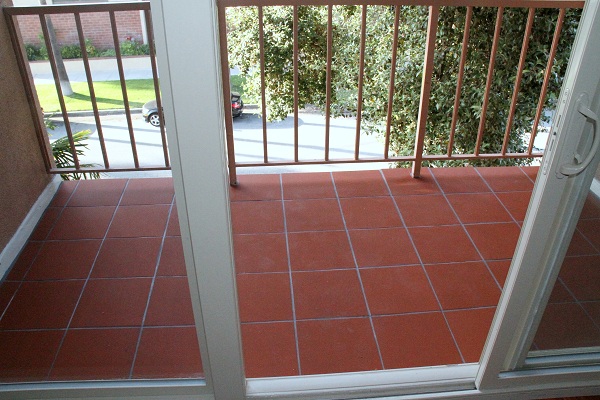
{"left": 36, "top": 79, "right": 157, "bottom": 113}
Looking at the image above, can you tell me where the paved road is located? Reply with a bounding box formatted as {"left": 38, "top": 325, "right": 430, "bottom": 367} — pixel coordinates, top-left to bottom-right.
{"left": 47, "top": 111, "right": 390, "bottom": 177}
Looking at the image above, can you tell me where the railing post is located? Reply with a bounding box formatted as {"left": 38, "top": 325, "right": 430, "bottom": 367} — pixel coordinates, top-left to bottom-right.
{"left": 412, "top": 5, "right": 439, "bottom": 178}
{"left": 217, "top": 3, "right": 238, "bottom": 185}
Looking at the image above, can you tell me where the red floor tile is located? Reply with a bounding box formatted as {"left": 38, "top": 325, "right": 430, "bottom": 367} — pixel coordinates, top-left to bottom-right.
{"left": 293, "top": 270, "right": 368, "bottom": 319}
{"left": 0, "top": 281, "right": 83, "bottom": 329}
{"left": 465, "top": 222, "right": 521, "bottom": 260}
{"left": 144, "top": 277, "right": 195, "bottom": 326}
{"left": 48, "top": 206, "right": 115, "bottom": 240}
{"left": 70, "top": 278, "right": 152, "bottom": 328}
{"left": 476, "top": 166, "right": 534, "bottom": 192}
{"left": 120, "top": 178, "right": 174, "bottom": 205}
{"left": 548, "top": 280, "right": 576, "bottom": 303}
{"left": 382, "top": 168, "right": 441, "bottom": 196}
{"left": 394, "top": 195, "right": 458, "bottom": 226}
{"left": 67, "top": 179, "right": 126, "bottom": 207}
{"left": 431, "top": 167, "right": 490, "bottom": 193}
{"left": 0, "top": 330, "right": 64, "bottom": 382}
{"left": 133, "top": 327, "right": 203, "bottom": 379}
{"left": 166, "top": 205, "right": 181, "bottom": 236}
{"left": 5, "top": 241, "right": 42, "bottom": 280}
{"left": 361, "top": 266, "right": 439, "bottom": 315}
{"left": 446, "top": 193, "right": 513, "bottom": 224}
{"left": 297, "top": 318, "right": 381, "bottom": 374}
{"left": 487, "top": 260, "right": 512, "bottom": 287}
{"left": 559, "top": 255, "right": 600, "bottom": 301}
{"left": 288, "top": 231, "right": 354, "bottom": 271}
{"left": 229, "top": 174, "right": 282, "bottom": 202}
{"left": 583, "top": 301, "right": 600, "bottom": 326}
{"left": 157, "top": 236, "right": 187, "bottom": 276}
{"left": 285, "top": 198, "right": 345, "bottom": 231}
{"left": 92, "top": 237, "right": 162, "bottom": 278}
{"left": 30, "top": 207, "right": 62, "bottom": 241}
{"left": 495, "top": 191, "right": 532, "bottom": 221}
{"left": 576, "top": 219, "right": 600, "bottom": 250}
{"left": 566, "top": 230, "right": 598, "bottom": 257}
{"left": 50, "top": 328, "right": 138, "bottom": 380}
{"left": 534, "top": 303, "right": 600, "bottom": 350}
{"left": 425, "top": 262, "right": 502, "bottom": 310}
{"left": 519, "top": 166, "right": 539, "bottom": 183}
{"left": 25, "top": 240, "right": 101, "bottom": 280}
{"left": 374, "top": 313, "right": 463, "bottom": 368}
{"left": 350, "top": 228, "right": 420, "bottom": 267}
{"left": 241, "top": 322, "right": 299, "bottom": 377}
{"left": 234, "top": 233, "right": 288, "bottom": 273}
{"left": 230, "top": 201, "right": 284, "bottom": 234}
{"left": 333, "top": 170, "right": 389, "bottom": 197}
{"left": 50, "top": 181, "right": 78, "bottom": 207}
{"left": 581, "top": 195, "right": 600, "bottom": 219}
{"left": 282, "top": 172, "right": 336, "bottom": 199}
{"left": 410, "top": 225, "right": 480, "bottom": 264}
{"left": 340, "top": 197, "right": 403, "bottom": 229}
{"left": 0, "top": 281, "right": 19, "bottom": 316}
{"left": 108, "top": 205, "right": 170, "bottom": 238}
{"left": 445, "top": 307, "right": 496, "bottom": 363}
{"left": 237, "top": 273, "right": 293, "bottom": 322}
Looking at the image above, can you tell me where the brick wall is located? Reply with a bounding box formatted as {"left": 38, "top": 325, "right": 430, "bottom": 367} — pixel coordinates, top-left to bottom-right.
{"left": 16, "top": 10, "right": 143, "bottom": 49}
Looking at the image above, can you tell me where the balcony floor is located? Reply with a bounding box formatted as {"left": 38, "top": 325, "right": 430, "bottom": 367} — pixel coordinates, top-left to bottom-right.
{"left": 1, "top": 166, "right": 599, "bottom": 382}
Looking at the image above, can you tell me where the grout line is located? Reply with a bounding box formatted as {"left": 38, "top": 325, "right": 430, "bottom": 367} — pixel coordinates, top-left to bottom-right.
{"left": 380, "top": 168, "right": 466, "bottom": 364}
{"left": 46, "top": 179, "right": 129, "bottom": 380}
{"left": 331, "top": 172, "right": 385, "bottom": 370}
{"left": 128, "top": 192, "right": 177, "bottom": 379}
{"left": 0, "top": 181, "right": 82, "bottom": 321}
{"left": 279, "top": 174, "right": 303, "bottom": 376}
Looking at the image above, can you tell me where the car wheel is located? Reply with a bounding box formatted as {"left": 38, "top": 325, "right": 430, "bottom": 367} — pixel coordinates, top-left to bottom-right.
{"left": 148, "top": 113, "right": 161, "bottom": 127}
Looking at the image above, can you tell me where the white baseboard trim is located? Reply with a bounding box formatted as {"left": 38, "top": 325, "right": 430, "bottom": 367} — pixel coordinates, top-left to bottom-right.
{"left": 590, "top": 177, "right": 600, "bottom": 199}
{"left": 0, "top": 175, "right": 62, "bottom": 280}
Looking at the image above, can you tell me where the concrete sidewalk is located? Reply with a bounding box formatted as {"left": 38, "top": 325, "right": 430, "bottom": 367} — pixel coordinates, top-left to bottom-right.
{"left": 30, "top": 56, "right": 154, "bottom": 84}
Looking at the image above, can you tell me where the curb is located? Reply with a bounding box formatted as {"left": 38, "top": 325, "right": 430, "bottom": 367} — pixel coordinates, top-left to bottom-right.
{"left": 45, "top": 108, "right": 143, "bottom": 118}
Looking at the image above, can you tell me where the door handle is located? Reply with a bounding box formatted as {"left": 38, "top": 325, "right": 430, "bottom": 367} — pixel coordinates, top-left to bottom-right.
{"left": 559, "top": 96, "right": 599, "bottom": 176}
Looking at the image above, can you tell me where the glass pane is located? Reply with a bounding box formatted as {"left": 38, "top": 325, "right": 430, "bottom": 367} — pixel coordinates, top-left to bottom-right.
{"left": 529, "top": 169, "right": 600, "bottom": 354}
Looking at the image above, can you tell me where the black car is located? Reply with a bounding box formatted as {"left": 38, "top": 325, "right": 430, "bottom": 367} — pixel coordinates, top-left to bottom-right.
{"left": 142, "top": 92, "right": 244, "bottom": 127}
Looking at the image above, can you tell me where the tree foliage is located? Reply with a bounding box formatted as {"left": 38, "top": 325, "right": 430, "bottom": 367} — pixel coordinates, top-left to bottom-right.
{"left": 226, "top": 5, "right": 580, "bottom": 166}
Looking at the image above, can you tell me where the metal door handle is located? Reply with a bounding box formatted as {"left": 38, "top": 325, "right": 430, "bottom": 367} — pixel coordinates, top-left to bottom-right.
{"left": 559, "top": 98, "right": 599, "bottom": 176}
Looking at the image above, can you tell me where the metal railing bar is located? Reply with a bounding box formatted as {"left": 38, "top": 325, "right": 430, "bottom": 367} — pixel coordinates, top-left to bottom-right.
{"left": 4, "top": 12, "right": 54, "bottom": 171}
{"left": 503, "top": 7, "right": 535, "bottom": 155}
{"left": 144, "top": 8, "right": 169, "bottom": 168}
{"left": 325, "top": 4, "right": 333, "bottom": 161}
{"left": 384, "top": 5, "right": 401, "bottom": 160}
{"left": 528, "top": 8, "right": 565, "bottom": 154}
{"left": 447, "top": 5, "right": 472, "bottom": 156}
{"left": 109, "top": 10, "right": 140, "bottom": 169}
{"left": 49, "top": 166, "right": 171, "bottom": 174}
{"left": 233, "top": 150, "right": 543, "bottom": 167}
{"left": 4, "top": 2, "right": 150, "bottom": 16}
{"left": 475, "top": 6, "right": 503, "bottom": 156}
{"left": 293, "top": 5, "right": 300, "bottom": 162}
{"left": 74, "top": 12, "right": 110, "bottom": 169}
{"left": 411, "top": 5, "right": 439, "bottom": 178}
{"left": 217, "top": 4, "right": 238, "bottom": 185}
{"left": 218, "top": 0, "right": 583, "bottom": 9}
{"left": 354, "top": 5, "right": 368, "bottom": 160}
{"left": 39, "top": 13, "right": 80, "bottom": 170}
{"left": 258, "top": 6, "right": 269, "bottom": 163}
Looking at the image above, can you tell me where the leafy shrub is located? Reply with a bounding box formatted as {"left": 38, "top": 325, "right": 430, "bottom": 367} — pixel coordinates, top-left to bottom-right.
{"left": 119, "top": 38, "right": 149, "bottom": 56}
{"left": 60, "top": 44, "right": 82, "bottom": 59}
{"left": 25, "top": 44, "right": 43, "bottom": 61}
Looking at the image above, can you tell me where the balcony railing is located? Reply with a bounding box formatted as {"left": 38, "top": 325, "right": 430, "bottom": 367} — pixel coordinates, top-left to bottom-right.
{"left": 4, "top": 0, "right": 583, "bottom": 184}
{"left": 217, "top": 0, "right": 583, "bottom": 185}
{"left": 4, "top": 2, "right": 168, "bottom": 175}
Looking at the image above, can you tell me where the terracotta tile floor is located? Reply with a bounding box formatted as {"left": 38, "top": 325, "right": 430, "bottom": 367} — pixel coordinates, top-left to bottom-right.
{"left": 1, "top": 167, "right": 600, "bottom": 383}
